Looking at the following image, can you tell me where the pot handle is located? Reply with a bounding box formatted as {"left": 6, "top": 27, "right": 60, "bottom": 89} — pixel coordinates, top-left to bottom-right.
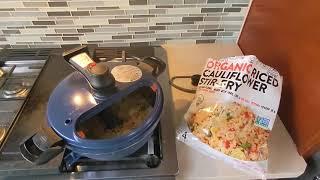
{"left": 142, "top": 56, "right": 166, "bottom": 77}
{"left": 20, "top": 122, "right": 65, "bottom": 165}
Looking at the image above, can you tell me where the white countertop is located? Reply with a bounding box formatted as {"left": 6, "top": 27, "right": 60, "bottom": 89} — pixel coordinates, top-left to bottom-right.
{"left": 162, "top": 43, "right": 307, "bottom": 180}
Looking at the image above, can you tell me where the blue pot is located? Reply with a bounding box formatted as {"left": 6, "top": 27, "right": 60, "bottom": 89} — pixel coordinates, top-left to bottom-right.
{"left": 47, "top": 71, "right": 163, "bottom": 160}
{"left": 19, "top": 46, "right": 166, "bottom": 164}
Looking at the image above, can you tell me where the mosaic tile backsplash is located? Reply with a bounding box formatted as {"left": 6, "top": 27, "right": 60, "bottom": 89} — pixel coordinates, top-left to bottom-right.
{"left": 0, "top": 0, "right": 249, "bottom": 48}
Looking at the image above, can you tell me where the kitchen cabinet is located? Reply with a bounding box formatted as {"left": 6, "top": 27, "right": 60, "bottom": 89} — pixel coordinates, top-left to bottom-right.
{"left": 238, "top": 0, "right": 320, "bottom": 158}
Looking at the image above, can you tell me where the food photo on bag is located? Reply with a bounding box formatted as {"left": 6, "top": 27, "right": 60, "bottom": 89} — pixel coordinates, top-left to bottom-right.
{"left": 177, "top": 55, "right": 283, "bottom": 178}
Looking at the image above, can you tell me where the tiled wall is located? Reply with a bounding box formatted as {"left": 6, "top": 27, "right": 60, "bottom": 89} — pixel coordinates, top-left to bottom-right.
{"left": 0, "top": 0, "right": 249, "bottom": 48}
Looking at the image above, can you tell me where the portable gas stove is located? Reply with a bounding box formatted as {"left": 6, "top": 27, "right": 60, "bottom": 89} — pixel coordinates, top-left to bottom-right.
{"left": 0, "top": 47, "right": 178, "bottom": 179}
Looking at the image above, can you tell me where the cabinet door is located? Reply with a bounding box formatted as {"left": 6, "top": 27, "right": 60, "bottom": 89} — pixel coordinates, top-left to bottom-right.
{"left": 238, "top": 0, "right": 320, "bottom": 158}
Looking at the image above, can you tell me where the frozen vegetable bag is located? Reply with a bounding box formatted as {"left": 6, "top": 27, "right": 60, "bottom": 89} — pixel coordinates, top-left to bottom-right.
{"left": 177, "top": 55, "right": 283, "bottom": 177}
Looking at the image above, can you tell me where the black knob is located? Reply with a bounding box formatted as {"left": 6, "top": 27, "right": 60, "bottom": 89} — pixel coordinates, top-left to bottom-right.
{"left": 63, "top": 46, "right": 115, "bottom": 93}
{"left": 86, "top": 63, "right": 114, "bottom": 90}
{"left": 191, "top": 74, "right": 201, "bottom": 86}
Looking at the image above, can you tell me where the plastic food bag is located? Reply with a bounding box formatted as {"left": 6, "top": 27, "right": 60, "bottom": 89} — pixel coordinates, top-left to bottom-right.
{"left": 177, "top": 55, "right": 283, "bottom": 177}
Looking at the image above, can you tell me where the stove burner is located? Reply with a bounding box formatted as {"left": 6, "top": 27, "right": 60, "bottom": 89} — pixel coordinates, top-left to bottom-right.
{"left": 3, "top": 86, "right": 29, "bottom": 98}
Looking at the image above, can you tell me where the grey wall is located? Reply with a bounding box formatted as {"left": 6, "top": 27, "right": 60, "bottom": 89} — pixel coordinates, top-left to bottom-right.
{"left": 0, "top": 0, "right": 250, "bottom": 48}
